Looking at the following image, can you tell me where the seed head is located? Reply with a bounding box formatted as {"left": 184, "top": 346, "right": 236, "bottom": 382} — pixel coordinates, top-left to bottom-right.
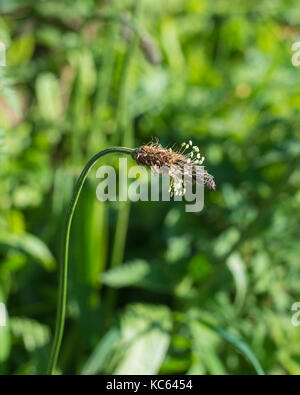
{"left": 133, "top": 140, "right": 216, "bottom": 195}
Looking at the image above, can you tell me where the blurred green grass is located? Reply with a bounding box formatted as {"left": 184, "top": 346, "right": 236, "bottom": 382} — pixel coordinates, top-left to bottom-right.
{"left": 1, "top": 0, "right": 300, "bottom": 375}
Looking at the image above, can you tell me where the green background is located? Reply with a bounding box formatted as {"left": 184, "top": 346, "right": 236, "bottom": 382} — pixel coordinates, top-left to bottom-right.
{"left": 0, "top": 0, "right": 300, "bottom": 374}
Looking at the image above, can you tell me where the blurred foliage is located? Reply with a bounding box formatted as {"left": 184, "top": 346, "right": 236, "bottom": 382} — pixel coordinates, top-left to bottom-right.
{"left": 1, "top": 0, "right": 300, "bottom": 375}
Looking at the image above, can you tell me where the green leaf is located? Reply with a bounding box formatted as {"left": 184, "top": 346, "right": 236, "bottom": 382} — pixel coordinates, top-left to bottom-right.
{"left": 199, "top": 320, "right": 265, "bottom": 375}
{"left": 0, "top": 231, "right": 55, "bottom": 271}
{"left": 213, "top": 227, "right": 240, "bottom": 258}
{"left": 7, "top": 33, "right": 35, "bottom": 66}
{"left": 81, "top": 327, "right": 120, "bottom": 375}
{"left": 10, "top": 317, "right": 50, "bottom": 352}
{"left": 113, "top": 304, "right": 172, "bottom": 375}
{"left": 35, "top": 72, "right": 62, "bottom": 121}
{"left": 101, "top": 259, "right": 150, "bottom": 288}
{"left": 227, "top": 252, "right": 248, "bottom": 310}
{"left": 188, "top": 320, "right": 226, "bottom": 375}
{"left": 101, "top": 259, "right": 172, "bottom": 292}
{"left": 188, "top": 253, "right": 211, "bottom": 283}
{"left": 0, "top": 288, "right": 10, "bottom": 363}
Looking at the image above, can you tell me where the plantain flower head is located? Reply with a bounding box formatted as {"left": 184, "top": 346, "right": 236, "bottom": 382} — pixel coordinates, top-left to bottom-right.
{"left": 133, "top": 140, "right": 216, "bottom": 196}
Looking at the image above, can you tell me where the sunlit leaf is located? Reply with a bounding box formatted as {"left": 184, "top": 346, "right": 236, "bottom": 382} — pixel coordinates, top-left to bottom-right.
{"left": 113, "top": 304, "right": 172, "bottom": 375}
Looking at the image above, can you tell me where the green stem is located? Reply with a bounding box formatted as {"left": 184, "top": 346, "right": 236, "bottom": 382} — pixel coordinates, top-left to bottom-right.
{"left": 47, "top": 147, "right": 134, "bottom": 375}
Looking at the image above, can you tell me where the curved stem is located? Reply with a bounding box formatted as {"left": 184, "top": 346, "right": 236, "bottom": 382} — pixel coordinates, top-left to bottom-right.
{"left": 47, "top": 147, "right": 135, "bottom": 375}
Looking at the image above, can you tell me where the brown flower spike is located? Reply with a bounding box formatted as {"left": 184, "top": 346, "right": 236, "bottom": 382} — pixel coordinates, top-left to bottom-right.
{"left": 133, "top": 140, "right": 216, "bottom": 196}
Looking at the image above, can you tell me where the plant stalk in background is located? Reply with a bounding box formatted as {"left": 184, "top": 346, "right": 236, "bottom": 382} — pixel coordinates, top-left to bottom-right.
{"left": 107, "top": 0, "right": 143, "bottom": 320}
{"left": 47, "top": 147, "right": 134, "bottom": 375}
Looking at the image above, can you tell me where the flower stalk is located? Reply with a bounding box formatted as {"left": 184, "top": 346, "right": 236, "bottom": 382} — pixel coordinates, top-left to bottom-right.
{"left": 47, "top": 147, "right": 134, "bottom": 375}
